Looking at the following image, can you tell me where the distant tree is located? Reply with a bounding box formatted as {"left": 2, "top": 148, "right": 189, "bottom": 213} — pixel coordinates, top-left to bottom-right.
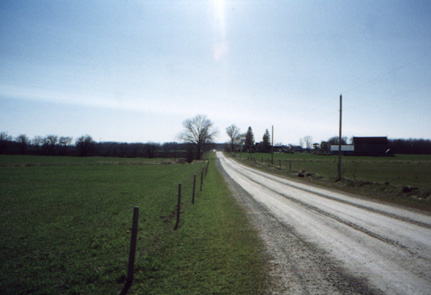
{"left": 0, "top": 132, "right": 12, "bottom": 154}
{"left": 320, "top": 141, "right": 330, "bottom": 153}
{"left": 303, "top": 136, "right": 313, "bottom": 150}
{"left": 32, "top": 136, "right": 44, "bottom": 155}
{"left": 127, "top": 143, "right": 142, "bottom": 157}
{"left": 389, "top": 138, "right": 431, "bottom": 154}
{"left": 179, "top": 115, "right": 217, "bottom": 161}
{"left": 185, "top": 143, "right": 195, "bottom": 163}
{"left": 226, "top": 124, "right": 241, "bottom": 152}
{"left": 327, "top": 136, "right": 347, "bottom": 145}
{"left": 76, "top": 135, "right": 94, "bottom": 157}
{"left": 59, "top": 136, "right": 73, "bottom": 156}
{"left": 144, "top": 142, "right": 160, "bottom": 158}
{"left": 43, "top": 135, "right": 58, "bottom": 155}
{"left": 244, "top": 127, "right": 255, "bottom": 153}
{"left": 262, "top": 129, "right": 271, "bottom": 153}
{"left": 15, "top": 134, "right": 29, "bottom": 155}
{"left": 162, "top": 142, "right": 178, "bottom": 158}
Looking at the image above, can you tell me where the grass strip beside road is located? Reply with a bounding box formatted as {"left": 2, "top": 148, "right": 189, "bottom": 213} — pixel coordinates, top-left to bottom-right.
{"left": 0, "top": 154, "right": 269, "bottom": 294}
{"left": 133, "top": 154, "right": 269, "bottom": 294}
{"left": 233, "top": 152, "right": 431, "bottom": 211}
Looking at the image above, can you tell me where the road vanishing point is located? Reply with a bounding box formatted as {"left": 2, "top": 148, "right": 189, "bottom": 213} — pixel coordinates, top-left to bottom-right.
{"left": 216, "top": 152, "right": 431, "bottom": 295}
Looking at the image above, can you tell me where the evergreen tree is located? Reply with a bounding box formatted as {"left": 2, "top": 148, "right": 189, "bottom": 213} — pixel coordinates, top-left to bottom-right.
{"left": 245, "top": 127, "right": 255, "bottom": 153}
{"left": 262, "top": 129, "right": 271, "bottom": 153}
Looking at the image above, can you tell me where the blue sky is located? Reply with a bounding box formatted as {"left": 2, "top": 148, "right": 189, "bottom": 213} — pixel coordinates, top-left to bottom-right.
{"left": 1, "top": 0, "right": 430, "bottom": 145}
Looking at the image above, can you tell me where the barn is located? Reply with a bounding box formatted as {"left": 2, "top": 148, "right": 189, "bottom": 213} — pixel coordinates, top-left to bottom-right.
{"left": 352, "top": 137, "right": 390, "bottom": 156}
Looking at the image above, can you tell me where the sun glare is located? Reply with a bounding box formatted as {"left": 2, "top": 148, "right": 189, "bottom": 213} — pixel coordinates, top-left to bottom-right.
{"left": 213, "top": 0, "right": 225, "bottom": 15}
{"left": 212, "top": 0, "right": 227, "bottom": 61}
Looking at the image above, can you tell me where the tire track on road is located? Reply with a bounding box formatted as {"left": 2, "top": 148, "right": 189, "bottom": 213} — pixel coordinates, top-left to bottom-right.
{"left": 238, "top": 169, "right": 409, "bottom": 251}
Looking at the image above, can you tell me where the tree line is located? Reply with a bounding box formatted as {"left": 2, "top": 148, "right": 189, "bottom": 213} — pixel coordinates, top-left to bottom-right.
{"left": 2, "top": 115, "right": 430, "bottom": 158}
{"left": 0, "top": 115, "right": 218, "bottom": 161}
{"left": 0, "top": 132, "right": 192, "bottom": 158}
{"left": 0, "top": 114, "right": 219, "bottom": 161}
{"left": 388, "top": 138, "right": 431, "bottom": 154}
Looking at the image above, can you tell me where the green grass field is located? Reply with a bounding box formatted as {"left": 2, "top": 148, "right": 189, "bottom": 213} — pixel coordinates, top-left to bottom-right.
{"left": 0, "top": 154, "right": 269, "bottom": 294}
{"left": 235, "top": 152, "right": 431, "bottom": 210}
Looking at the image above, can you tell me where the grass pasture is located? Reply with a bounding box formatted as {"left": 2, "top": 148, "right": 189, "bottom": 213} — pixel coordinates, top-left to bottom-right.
{"left": 0, "top": 154, "right": 268, "bottom": 294}
{"left": 235, "top": 152, "right": 431, "bottom": 210}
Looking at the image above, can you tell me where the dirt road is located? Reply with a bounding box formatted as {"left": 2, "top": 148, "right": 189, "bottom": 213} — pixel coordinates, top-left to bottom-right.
{"left": 216, "top": 152, "right": 431, "bottom": 295}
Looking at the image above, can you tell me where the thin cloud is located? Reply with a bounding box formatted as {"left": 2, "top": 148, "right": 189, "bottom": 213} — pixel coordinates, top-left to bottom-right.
{"left": 0, "top": 84, "right": 190, "bottom": 116}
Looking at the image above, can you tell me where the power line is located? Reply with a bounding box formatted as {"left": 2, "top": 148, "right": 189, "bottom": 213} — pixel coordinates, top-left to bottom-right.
{"left": 344, "top": 81, "right": 431, "bottom": 111}
{"left": 285, "top": 52, "right": 430, "bottom": 125}
{"left": 341, "top": 53, "right": 431, "bottom": 94}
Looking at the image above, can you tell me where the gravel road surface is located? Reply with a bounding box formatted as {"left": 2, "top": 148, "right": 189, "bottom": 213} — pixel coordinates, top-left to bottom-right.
{"left": 216, "top": 152, "right": 431, "bottom": 295}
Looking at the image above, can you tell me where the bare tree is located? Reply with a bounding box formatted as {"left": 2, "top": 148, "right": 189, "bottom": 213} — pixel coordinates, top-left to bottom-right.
{"left": 59, "top": 136, "right": 73, "bottom": 156}
{"left": 303, "top": 136, "right": 313, "bottom": 150}
{"left": 144, "top": 142, "right": 160, "bottom": 158}
{"left": 32, "top": 136, "right": 44, "bottom": 155}
{"left": 0, "top": 132, "right": 12, "bottom": 154}
{"left": 327, "top": 136, "right": 347, "bottom": 145}
{"left": 15, "top": 134, "right": 29, "bottom": 155}
{"left": 179, "top": 115, "right": 217, "bottom": 161}
{"left": 226, "top": 124, "right": 241, "bottom": 152}
{"left": 76, "top": 135, "right": 94, "bottom": 157}
{"left": 44, "top": 135, "right": 58, "bottom": 155}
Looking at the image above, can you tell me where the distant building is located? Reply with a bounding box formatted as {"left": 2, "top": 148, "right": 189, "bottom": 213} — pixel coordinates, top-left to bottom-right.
{"left": 273, "top": 145, "right": 289, "bottom": 153}
{"left": 352, "top": 137, "right": 390, "bottom": 156}
{"left": 328, "top": 137, "right": 390, "bottom": 156}
{"left": 289, "top": 145, "right": 303, "bottom": 153}
{"left": 330, "top": 145, "right": 355, "bottom": 155}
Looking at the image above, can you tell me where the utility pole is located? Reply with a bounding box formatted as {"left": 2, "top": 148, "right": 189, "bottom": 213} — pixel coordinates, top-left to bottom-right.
{"left": 337, "top": 94, "right": 342, "bottom": 181}
{"left": 271, "top": 125, "right": 274, "bottom": 166}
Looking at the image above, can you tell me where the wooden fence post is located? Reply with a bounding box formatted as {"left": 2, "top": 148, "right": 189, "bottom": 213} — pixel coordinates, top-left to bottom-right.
{"left": 120, "top": 207, "right": 139, "bottom": 295}
{"left": 192, "top": 174, "right": 196, "bottom": 204}
{"left": 174, "top": 184, "right": 181, "bottom": 231}
{"left": 200, "top": 169, "right": 204, "bottom": 191}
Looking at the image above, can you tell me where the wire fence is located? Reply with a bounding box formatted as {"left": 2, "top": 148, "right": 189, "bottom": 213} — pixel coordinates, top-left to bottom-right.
{"left": 119, "top": 159, "right": 209, "bottom": 294}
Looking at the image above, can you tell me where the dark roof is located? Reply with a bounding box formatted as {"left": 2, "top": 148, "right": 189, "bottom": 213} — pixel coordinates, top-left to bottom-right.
{"left": 353, "top": 137, "right": 388, "bottom": 145}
